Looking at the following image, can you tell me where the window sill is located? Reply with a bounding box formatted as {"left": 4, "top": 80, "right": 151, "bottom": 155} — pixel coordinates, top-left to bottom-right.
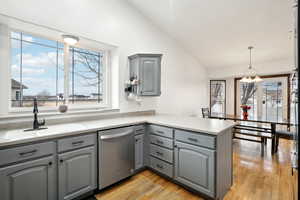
{"left": 1, "top": 107, "right": 120, "bottom": 121}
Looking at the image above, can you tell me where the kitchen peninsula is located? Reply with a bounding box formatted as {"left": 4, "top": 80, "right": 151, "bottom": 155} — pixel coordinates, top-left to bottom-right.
{"left": 0, "top": 113, "right": 234, "bottom": 200}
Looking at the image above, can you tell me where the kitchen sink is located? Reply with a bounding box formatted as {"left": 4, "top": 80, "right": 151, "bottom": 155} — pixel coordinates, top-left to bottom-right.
{"left": 0, "top": 123, "right": 88, "bottom": 143}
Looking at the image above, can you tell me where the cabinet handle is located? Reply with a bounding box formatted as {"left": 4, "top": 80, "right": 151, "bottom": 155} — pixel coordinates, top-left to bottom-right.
{"left": 72, "top": 141, "right": 84, "bottom": 146}
{"left": 156, "top": 151, "right": 163, "bottom": 156}
{"left": 135, "top": 138, "right": 140, "bottom": 142}
{"left": 101, "top": 130, "right": 133, "bottom": 140}
{"left": 156, "top": 130, "right": 164, "bottom": 134}
{"left": 60, "top": 159, "right": 63, "bottom": 163}
{"left": 174, "top": 145, "right": 177, "bottom": 148}
{"left": 156, "top": 140, "right": 163, "bottom": 144}
{"left": 156, "top": 164, "right": 164, "bottom": 169}
{"left": 188, "top": 138, "right": 198, "bottom": 142}
{"left": 48, "top": 162, "right": 52, "bottom": 166}
{"left": 19, "top": 149, "right": 37, "bottom": 157}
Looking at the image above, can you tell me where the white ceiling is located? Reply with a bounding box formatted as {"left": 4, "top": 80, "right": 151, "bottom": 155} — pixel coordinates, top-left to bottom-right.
{"left": 127, "top": 0, "right": 294, "bottom": 69}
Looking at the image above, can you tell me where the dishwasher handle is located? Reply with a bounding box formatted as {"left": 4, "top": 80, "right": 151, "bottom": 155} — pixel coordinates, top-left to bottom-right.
{"left": 100, "top": 130, "right": 133, "bottom": 140}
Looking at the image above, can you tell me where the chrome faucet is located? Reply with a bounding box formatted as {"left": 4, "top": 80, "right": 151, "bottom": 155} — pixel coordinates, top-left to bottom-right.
{"left": 32, "top": 97, "right": 45, "bottom": 130}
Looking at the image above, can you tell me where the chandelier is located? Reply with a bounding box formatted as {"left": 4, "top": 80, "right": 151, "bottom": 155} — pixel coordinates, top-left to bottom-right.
{"left": 240, "top": 46, "right": 263, "bottom": 83}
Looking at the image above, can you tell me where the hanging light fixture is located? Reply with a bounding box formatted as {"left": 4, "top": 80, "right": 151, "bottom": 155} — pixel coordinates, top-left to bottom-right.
{"left": 240, "top": 46, "right": 263, "bottom": 83}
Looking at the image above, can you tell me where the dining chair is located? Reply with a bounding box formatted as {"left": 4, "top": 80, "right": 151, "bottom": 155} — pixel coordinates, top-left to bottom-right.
{"left": 275, "top": 130, "right": 294, "bottom": 151}
{"left": 201, "top": 108, "right": 210, "bottom": 118}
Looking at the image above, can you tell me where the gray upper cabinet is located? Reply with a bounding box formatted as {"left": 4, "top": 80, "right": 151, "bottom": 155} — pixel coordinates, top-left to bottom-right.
{"left": 134, "top": 134, "right": 144, "bottom": 170}
{"left": 174, "top": 141, "right": 215, "bottom": 198}
{"left": 129, "top": 54, "right": 162, "bottom": 96}
{"left": 0, "top": 156, "right": 56, "bottom": 200}
{"left": 58, "top": 146, "right": 96, "bottom": 200}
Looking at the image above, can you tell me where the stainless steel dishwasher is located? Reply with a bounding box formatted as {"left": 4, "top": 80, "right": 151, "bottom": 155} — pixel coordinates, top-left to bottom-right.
{"left": 98, "top": 126, "right": 135, "bottom": 189}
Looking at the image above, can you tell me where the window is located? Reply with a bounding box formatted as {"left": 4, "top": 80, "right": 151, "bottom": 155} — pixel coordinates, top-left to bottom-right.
{"left": 69, "top": 47, "right": 104, "bottom": 105}
{"left": 10, "top": 32, "right": 64, "bottom": 108}
{"left": 210, "top": 80, "right": 226, "bottom": 115}
{"left": 239, "top": 82, "right": 257, "bottom": 119}
{"left": 10, "top": 31, "right": 108, "bottom": 110}
{"left": 15, "top": 91, "right": 20, "bottom": 100}
{"left": 262, "top": 81, "right": 283, "bottom": 122}
{"left": 235, "top": 75, "right": 289, "bottom": 122}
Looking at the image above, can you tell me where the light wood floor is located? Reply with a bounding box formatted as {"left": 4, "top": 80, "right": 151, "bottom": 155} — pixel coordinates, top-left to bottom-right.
{"left": 95, "top": 139, "right": 298, "bottom": 200}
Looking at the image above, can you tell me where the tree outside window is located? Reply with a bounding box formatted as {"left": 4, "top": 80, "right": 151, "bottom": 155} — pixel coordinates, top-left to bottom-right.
{"left": 69, "top": 47, "right": 103, "bottom": 105}
{"left": 210, "top": 80, "right": 226, "bottom": 115}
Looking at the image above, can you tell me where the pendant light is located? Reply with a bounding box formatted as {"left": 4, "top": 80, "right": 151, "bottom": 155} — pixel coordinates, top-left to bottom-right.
{"left": 240, "top": 46, "right": 263, "bottom": 83}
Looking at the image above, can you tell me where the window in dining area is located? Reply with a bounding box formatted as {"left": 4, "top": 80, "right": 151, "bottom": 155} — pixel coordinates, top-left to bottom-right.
{"left": 235, "top": 75, "right": 290, "bottom": 122}
{"left": 210, "top": 80, "right": 226, "bottom": 115}
{"left": 262, "top": 81, "right": 284, "bottom": 122}
{"left": 240, "top": 82, "right": 257, "bottom": 119}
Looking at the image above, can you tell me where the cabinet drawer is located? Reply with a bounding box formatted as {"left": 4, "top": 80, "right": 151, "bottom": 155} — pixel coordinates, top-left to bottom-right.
{"left": 58, "top": 134, "right": 96, "bottom": 153}
{"left": 148, "top": 125, "right": 173, "bottom": 138}
{"left": 150, "top": 134, "right": 173, "bottom": 149}
{"left": 150, "top": 144, "right": 173, "bottom": 163}
{"left": 0, "top": 141, "right": 55, "bottom": 166}
{"left": 150, "top": 156, "right": 173, "bottom": 178}
{"left": 175, "top": 129, "right": 216, "bottom": 149}
{"left": 135, "top": 125, "right": 145, "bottom": 135}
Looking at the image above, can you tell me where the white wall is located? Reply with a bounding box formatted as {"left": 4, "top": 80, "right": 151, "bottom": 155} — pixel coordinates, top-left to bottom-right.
{"left": 0, "top": 24, "right": 10, "bottom": 114}
{"left": 208, "top": 58, "right": 293, "bottom": 79}
{"left": 225, "top": 78, "right": 235, "bottom": 115}
{"left": 0, "top": 0, "right": 208, "bottom": 116}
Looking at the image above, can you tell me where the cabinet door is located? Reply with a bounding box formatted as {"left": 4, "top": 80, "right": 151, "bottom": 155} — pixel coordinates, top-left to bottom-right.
{"left": 174, "top": 141, "right": 215, "bottom": 198}
{"left": 0, "top": 156, "right": 56, "bottom": 200}
{"left": 139, "top": 57, "right": 161, "bottom": 96}
{"left": 58, "top": 146, "right": 96, "bottom": 200}
{"left": 135, "top": 134, "right": 144, "bottom": 170}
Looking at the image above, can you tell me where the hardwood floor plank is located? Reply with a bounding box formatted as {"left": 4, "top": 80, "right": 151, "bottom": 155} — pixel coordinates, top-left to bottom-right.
{"left": 94, "top": 139, "right": 297, "bottom": 200}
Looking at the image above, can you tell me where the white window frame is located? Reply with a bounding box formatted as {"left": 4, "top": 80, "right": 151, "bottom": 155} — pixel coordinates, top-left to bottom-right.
{"left": 8, "top": 29, "right": 112, "bottom": 113}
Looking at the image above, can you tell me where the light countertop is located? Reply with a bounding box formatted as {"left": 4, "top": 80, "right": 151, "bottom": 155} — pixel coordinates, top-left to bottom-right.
{"left": 0, "top": 114, "right": 235, "bottom": 148}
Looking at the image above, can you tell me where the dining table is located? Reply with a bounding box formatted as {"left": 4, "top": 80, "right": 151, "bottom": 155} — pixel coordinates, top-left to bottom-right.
{"left": 209, "top": 113, "right": 292, "bottom": 126}
{"left": 209, "top": 113, "right": 294, "bottom": 155}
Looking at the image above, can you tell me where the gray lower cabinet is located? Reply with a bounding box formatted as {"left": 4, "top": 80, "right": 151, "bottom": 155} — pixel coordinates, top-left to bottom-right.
{"left": 147, "top": 125, "right": 174, "bottom": 178}
{"left": 135, "top": 134, "right": 144, "bottom": 170}
{"left": 0, "top": 125, "right": 231, "bottom": 200}
{"left": 58, "top": 146, "right": 96, "bottom": 200}
{"left": 174, "top": 141, "right": 215, "bottom": 198}
{"left": 0, "top": 156, "right": 56, "bottom": 200}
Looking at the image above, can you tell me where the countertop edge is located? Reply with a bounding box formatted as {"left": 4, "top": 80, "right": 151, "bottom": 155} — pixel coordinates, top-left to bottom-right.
{"left": 0, "top": 117, "right": 235, "bottom": 148}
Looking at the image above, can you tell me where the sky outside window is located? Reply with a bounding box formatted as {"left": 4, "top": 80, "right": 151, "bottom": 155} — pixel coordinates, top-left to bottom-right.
{"left": 10, "top": 31, "right": 64, "bottom": 107}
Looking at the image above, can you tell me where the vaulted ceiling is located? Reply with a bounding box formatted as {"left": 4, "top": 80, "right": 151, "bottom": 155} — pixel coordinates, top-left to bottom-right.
{"left": 127, "top": 0, "right": 295, "bottom": 69}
